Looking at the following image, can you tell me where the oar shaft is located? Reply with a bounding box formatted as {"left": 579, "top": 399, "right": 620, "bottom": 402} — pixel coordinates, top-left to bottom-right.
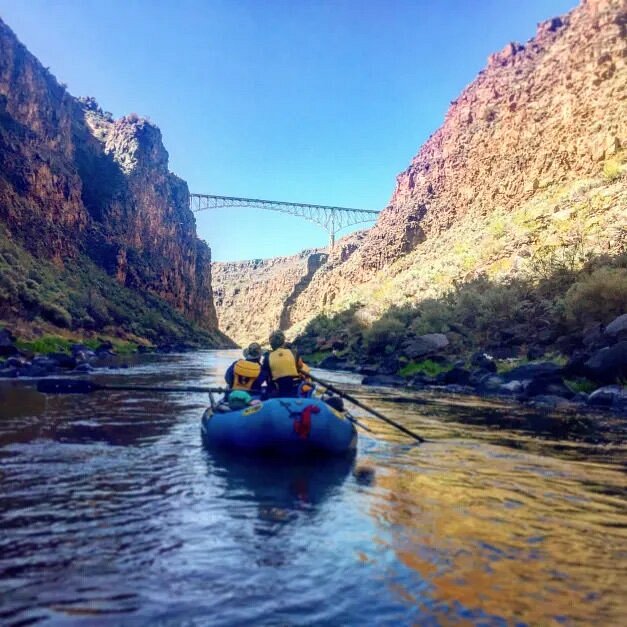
{"left": 100, "top": 384, "right": 226, "bottom": 394}
{"left": 309, "top": 373, "right": 425, "bottom": 443}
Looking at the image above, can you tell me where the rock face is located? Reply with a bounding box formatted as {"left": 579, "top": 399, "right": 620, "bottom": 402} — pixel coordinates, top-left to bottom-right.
{"left": 0, "top": 19, "right": 218, "bottom": 332}
{"left": 212, "top": 250, "right": 328, "bottom": 346}
{"left": 213, "top": 0, "right": 626, "bottom": 340}
{"left": 339, "top": 0, "right": 626, "bottom": 275}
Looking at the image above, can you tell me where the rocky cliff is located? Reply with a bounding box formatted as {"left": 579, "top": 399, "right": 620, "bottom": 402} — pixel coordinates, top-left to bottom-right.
{"left": 0, "top": 18, "right": 226, "bottom": 344}
{"left": 212, "top": 250, "right": 328, "bottom": 346}
{"left": 215, "top": 0, "right": 626, "bottom": 341}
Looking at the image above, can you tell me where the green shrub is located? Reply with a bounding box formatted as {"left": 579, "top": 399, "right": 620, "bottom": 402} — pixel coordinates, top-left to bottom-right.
{"left": 363, "top": 317, "right": 406, "bottom": 356}
{"left": 603, "top": 159, "right": 622, "bottom": 181}
{"left": 563, "top": 267, "right": 627, "bottom": 327}
{"left": 565, "top": 378, "right": 597, "bottom": 394}
{"left": 40, "top": 302, "right": 72, "bottom": 328}
{"left": 16, "top": 336, "right": 73, "bottom": 354}
{"left": 399, "top": 359, "right": 450, "bottom": 377}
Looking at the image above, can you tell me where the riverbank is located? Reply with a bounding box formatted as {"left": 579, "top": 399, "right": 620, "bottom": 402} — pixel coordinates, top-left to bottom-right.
{"left": 299, "top": 311, "right": 627, "bottom": 418}
{"left": 0, "top": 326, "right": 225, "bottom": 379}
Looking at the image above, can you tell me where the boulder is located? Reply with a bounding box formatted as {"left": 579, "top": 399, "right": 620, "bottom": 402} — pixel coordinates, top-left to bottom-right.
{"left": 408, "top": 374, "right": 437, "bottom": 388}
{"left": 487, "top": 346, "right": 521, "bottom": 359}
{"left": 501, "top": 361, "right": 563, "bottom": 382}
{"left": 522, "top": 375, "right": 574, "bottom": 399}
{"left": 499, "top": 380, "right": 524, "bottom": 395}
{"left": 440, "top": 367, "right": 471, "bottom": 385}
{"left": 555, "top": 334, "right": 580, "bottom": 354}
{"left": 564, "top": 350, "right": 590, "bottom": 377}
{"left": 74, "top": 349, "right": 97, "bottom": 363}
{"left": 584, "top": 341, "right": 627, "bottom": 383}
{"left": 357, "top": 364, "right": 380, "bottom": 376}
{"left": 420, "top": 333, "right": 449, "bottom": 350}
{"left": 317, "top": 355, "right": 352, "bottom": 371}
{"left": 47, "top": 352, "right": 77, "bottom": 369}
{"left": 362, "top": 374, "right": 406, "bottom": 387}
{"left": 527, "top": 395, "right": 574, "bottom": 410}
{"left": 587, "top": 385, "right": 627, "bottom": 411}
{"left": 18, "top": 364, "right": 53, "bottom": 378}
{"left": 526, "top": 346, "right": 546, "bottom": 360}
{"left": 0, "top": 328, "right": 18, "bottom": 357}
{"left": 582, "top": 322, "right": 605, "bottom": 349}
{"left": 6, "top": 356, "right": 30, "bottom": 368}
{"left": 443, "top": 384, "right": 475, "bottom": 395}
{"left": 401, "top": 333, "right": 448, "bottom": 359}
{"left": 471, "top": 352, "right": 497, "bottom": 373}
{"left": 476, "top": 374, "right": 504, "bottom": 392}
{"left": 604, "top": 314, "right": 627, "bottom": 338}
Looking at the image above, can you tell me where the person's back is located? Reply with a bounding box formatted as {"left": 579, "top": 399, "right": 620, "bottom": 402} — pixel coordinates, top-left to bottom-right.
{"left": 263, "top": 330, "right": 301, "bottom": 397}
{"left": 225, "top": 343, "right": 265, "bottom": 396}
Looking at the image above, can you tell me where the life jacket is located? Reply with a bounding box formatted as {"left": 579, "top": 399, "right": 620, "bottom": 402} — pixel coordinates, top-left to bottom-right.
{"left": 232, "top": 359, "right": 261, "bottom": 391}
{"left": 268, "top": 348, "right": 299, "bottom": 380}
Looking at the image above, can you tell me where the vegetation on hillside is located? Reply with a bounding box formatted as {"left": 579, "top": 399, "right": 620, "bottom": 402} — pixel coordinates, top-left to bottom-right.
{"left": 0, "top": 226, "right": 226, "bottom": 346}
{"left": 296, "top": 248, "right": 627, "bottom": 368}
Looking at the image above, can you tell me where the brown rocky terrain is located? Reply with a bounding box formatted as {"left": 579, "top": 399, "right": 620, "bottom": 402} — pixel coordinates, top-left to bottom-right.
{"left": 215, "top": 0, "right": 626, "bottom": 342}
{"left": 212, "top": 250, "right": 327, "bottom": 346}
{"left": 0, "top": 18, "right": 226, "bottom": 344}
{"left": 212, "top": 230, "right": 368, "bottom": 346}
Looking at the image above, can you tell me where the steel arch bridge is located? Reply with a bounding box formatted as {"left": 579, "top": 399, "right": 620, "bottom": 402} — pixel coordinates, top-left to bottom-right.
{"left": 189, "top": 193, "right": 379, "bottom": 249}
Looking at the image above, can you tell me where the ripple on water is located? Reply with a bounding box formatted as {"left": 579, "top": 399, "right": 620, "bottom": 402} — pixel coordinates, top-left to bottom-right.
{"left": 0, "top": 351, "right": 626, "bottom": 625}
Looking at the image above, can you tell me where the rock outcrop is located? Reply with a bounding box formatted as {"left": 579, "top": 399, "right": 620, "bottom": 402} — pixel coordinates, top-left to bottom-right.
{"left": 0, "top": 18, "right": 222, "bottom": 340}
{"left": 212, "top": 250, "right": 328, "bottom": 346}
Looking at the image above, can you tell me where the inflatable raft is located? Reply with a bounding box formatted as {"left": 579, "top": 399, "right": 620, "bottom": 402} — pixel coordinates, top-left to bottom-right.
{"left": 201, "top": 397, "right": 357, "bottom": 457}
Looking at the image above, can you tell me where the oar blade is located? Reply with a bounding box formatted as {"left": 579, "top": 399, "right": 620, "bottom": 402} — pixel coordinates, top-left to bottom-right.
{"left": 37, "top": 379, "right": 99, "bottom": 395}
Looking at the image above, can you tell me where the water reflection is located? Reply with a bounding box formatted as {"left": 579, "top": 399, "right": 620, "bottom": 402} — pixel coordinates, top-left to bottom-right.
{"left": 207, "top": 450, "right": 355, "bottom": 510}
{"left": 369, "top": 441, "right": 627, "bottom": 625}
{"left": 0, "top": 351, "right": 626, "bottom": 625}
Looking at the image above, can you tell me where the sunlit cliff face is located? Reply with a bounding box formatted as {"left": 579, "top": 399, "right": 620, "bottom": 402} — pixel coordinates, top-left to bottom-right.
{"left": 0, "top": 18, "right": 218, "bottom": 331}
{"left": 213, "top": 0, "right": 626, "bottom": 340}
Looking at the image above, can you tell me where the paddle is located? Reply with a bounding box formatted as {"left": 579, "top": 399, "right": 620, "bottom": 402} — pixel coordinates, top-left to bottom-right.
{"left": 308, "top": 372, "right": 426, "bottom": 443}
{"left": 37, "top": 378, "right": 227, "bottom": 395}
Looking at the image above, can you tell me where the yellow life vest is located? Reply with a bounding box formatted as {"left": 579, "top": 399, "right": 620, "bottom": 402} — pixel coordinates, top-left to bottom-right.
{"left": 232, "top": 359, "right": 261, "bottom": 391}
{"left": 268, "top": 348, "right": 299, "bottom": 380}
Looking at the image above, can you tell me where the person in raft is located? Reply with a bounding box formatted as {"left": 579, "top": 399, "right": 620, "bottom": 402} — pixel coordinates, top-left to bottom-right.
{"left": 224, "top": 342, "right": 266, "bottom": 397}
{"left": 262, "top": 330, "right": 309, "bottom": 398}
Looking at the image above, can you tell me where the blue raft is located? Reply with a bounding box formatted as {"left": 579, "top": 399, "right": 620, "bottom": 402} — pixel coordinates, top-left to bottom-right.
{"left": 201, "top": 397, "right": 357, "bottom": 457}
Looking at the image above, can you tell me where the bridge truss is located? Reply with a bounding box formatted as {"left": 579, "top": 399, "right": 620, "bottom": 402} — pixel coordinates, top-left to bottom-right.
{"left": 189, "top": 194, "right": 379, "bottom": 249}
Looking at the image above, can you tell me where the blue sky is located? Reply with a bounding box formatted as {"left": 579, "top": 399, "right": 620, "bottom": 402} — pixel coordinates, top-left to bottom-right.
{"left": 0, "top": 0, "right": 576, "bottom": 261}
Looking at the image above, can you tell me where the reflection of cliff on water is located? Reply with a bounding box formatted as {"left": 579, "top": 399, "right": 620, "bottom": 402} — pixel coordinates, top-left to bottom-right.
{"left": 367, "top": 441, "right": 627, "bottom": 625}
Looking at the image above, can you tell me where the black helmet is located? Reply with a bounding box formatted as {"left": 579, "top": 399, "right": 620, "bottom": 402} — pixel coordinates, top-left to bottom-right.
{"left": 243, "top": 342, "right": 262, "bottom": 359}
{"left": 269, "top": 330, "right": 285, "bottom": 350}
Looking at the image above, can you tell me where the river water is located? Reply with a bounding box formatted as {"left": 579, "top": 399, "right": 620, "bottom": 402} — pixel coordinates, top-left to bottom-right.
{"left": 0, "top": 350, "right": 625, "bottom": 626}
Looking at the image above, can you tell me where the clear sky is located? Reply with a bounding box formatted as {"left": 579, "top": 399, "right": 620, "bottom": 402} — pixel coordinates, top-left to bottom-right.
{"left": 0, "top": 0, "right": 576, "bottom": 261}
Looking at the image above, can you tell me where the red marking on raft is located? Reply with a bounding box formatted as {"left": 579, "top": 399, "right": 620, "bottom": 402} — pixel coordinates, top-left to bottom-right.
{"left": 294, "top": 404, "right": 320, "bottom": 439}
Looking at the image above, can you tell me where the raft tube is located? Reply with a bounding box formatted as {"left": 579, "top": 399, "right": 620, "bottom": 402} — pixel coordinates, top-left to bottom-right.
{"left": 201, "top": 397, "right": 357, "bottom": 457}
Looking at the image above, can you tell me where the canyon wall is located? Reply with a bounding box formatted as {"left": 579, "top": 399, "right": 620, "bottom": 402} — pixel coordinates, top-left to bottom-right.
{"left": 0, "top": 18, "right": 224, "bottom": 342}
{"left": 212, "top": 250, "right": 328, "bottom": 346}
{"left": 215, "top": 0, "right": 627, "bottom": 340}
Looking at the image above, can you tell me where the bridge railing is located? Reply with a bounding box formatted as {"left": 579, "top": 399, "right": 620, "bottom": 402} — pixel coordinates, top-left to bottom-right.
{"left": 189, "top": 194, "right": 379, "bottom": 249}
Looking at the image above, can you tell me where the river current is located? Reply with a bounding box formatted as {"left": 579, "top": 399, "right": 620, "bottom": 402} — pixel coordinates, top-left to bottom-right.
{"left": 0, "top": 350, "right": 625, "bottom": 625}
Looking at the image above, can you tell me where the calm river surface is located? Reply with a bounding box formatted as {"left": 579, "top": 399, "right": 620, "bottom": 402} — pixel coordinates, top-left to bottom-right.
{"left": 1, "top": 350, "right": 626, "bottom": 626}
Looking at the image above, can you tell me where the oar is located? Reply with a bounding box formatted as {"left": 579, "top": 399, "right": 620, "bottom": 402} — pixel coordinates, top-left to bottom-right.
{"left": 308, "top": 372, "right": 426, "bottom": 443}
{"left": 37, "top": 378, "right": 227, "bottom": 395}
